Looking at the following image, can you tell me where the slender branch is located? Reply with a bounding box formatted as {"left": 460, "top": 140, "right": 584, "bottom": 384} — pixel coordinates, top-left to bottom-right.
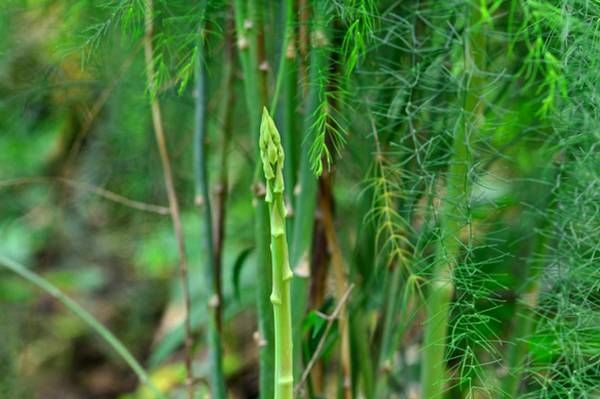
{"left": 310, "top": 58, "right": 350, "bottom": 395}
{"left": 297, "top": 0, "right": 309, "bottom": 92}
{"left": 369, "top": 118, "right": 412, "bottom": 399}
{"left": 233, "top": 1, "right": 275, "bottom": 397}
{"left": 212, "top": 5, "right": 237, "bottom": 333}
{"left": 0, "top": 255, "right": 166, "bottom": 399}
{"left": 294, "top": 284, "right": 355, "bottom": 396}
{"left": 253, "top": 3, "right": 269, "bottom": 108}
{"left": 0, "top": 177, "right": 169, "bottom": 215}
{"left": 142, "top": 1, "right": 194, "bottom": 397}
{"left": 273, "top": 0, "right": 298, "bottom": 214}
{"left": 270, "top": 0, "right": 294, "bottom": 113}
{"left": 193, "top": 7, "right": 227, "bottom": 398}
{"left": 307, "top": 193, "right": 329, "bottom": 396}
{"left": 319, "top": 173, "right": 353, "bottom": 399}
{"left": 290, "top": 1, "right": 331, "bottom": 379}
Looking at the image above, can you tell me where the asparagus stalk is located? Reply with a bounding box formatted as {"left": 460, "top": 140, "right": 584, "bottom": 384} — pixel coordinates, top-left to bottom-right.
{"left": 260, "top": 108, "right": 294, "bottom": 399}
{"left": 290, "top": 1, "right": 331, "bottom": 378}
{"left": 275, "top": 0, "right": 298, "bottom": 217}
{"left": 319, "top": 177, "right": 352, "bottom": 399}
{"left": 193, "top": 12, "right": 227, "bottom": 399}
{"left": 233, "top": 2, "right": 275, "bottom": 397}
{"left": 502, "top": 161, "right": 560, "bottom": 397}
{"left": 142, "top": 1, "right": 194, "bottom": 396}
{"left": 420, "top": 3, "right": 485, "bottom": 398}
{"left": 501, "top": 239, "right": 544, "bottom": 397}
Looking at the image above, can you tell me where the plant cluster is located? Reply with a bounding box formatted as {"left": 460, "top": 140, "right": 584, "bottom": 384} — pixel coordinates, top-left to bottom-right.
{"left": 0, "top": 0, "right": 598, "bottom": 398}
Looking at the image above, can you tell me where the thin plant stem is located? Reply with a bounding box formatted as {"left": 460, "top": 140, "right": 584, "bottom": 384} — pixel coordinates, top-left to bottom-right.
{"left": 260, "top": 108, "right": 294, "bottom": 399}
{"left": 193, "top": 9, "right": 227, "bottom": 399}
{"left": 212, "top": 6, "right": 237, "bottom": 331}
{"left": 371, "top": 128, "right": 425, "bottom": 398}
{"left": 270, "top": 0, "right": 293, "bottom": 113}
{"left": 351, "top": 309, "right": 375, "bottom": 398}
{"left": 502, "top": 162, "right": 561, "bottom": 397}
{"left": 297, "top": 0, "right": 309, "bottom": 92}
{"left": 420, "top": 3, "right": 485, "bottom": 398}
{"left": 233, "top": 1, "right": 275, "bottom": 397}
{"left": 348, "top": 171, "right": 378, "bottom": 399}
{"left": 0, "top": 255, "right": 166, "bottom": 399}
{"left": 369, "top": 117, "right": 409, "bottom": 399}
{"left": 501, "top": 240, "right": 544, "bottom": 397}
{"left": 295, "top": 284, "right": 355, "bottom": 396}
{"left": 319, "top": 174, "right": 352, "bottom": 399}
{"left": 0, "top": 177, "right": 169, "bottom": 215}
{"left": 252, "top": 0, "right": 269, "bottom": 106}
{"left": 290, "top": 1, "right": 330, "bottom": 380}
{"left": 375, "top": 265, "right": 404, "bottom": 399}
{"left": 143, "top": 1, "right": 194, "bottom": 397}
{"left": 275, "top": 0, "right": 298, "bottom": 214}
{"left": 307, "top": 197, "right": 329, "bottom": 396}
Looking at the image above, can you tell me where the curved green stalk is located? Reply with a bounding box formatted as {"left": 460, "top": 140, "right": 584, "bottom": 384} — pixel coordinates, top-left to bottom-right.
{"left": 193, "top": 13, "right": 227, "bottom": 399}
{"left": 0, "top": 254, "right": 166, "bottom": 399}
{"left": 420, "top": 3, "right": 485, "bottom": 398}
{"left": 234, "top": 2, "right": 275, "bottom": 397}
{"left": 260, "top": 108, "right": 294, "bottom": 399}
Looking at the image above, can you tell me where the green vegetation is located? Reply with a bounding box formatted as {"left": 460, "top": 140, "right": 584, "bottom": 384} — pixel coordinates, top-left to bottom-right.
{"left": 1, "top": 1, "right": 599, "bottom": 398}
{"left": 260, "top": 108, "right": 294, "bottom": 399}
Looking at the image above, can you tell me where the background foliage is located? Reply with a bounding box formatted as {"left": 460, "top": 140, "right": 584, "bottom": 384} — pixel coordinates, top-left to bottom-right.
{"left": 1, "top": 0, "right": 598, "bottom": 398}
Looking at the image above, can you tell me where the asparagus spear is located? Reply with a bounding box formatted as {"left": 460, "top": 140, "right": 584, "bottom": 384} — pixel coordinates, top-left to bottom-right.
{"left": 260, "top": 108, "right": 294, "bottom": 399}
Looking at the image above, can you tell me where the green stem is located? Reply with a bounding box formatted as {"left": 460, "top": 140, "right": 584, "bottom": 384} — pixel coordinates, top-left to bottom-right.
{"left": 276, "top": 0, "right": 298, "bottom": 217}
{"left": 212, "top": 6, "right": 236, "bottom": 331}
{"left": 421, "top": 3, "right": 485, "bottom": 398}
{"left": 143, "top": 1, "right": 194, "bottom": 395}
{"left": 260, "top": 108, "right": 294, "bottom": 399}
{"left": 502, "top": 163, "right": 560, "bottom": 397}
{"left": 351, "top": 306, "right": 375, "bottom": 398}
{"left": 320, "top": 178, "right": 353, "bottom": 399}
{"left": 290, "top": 1, "right": 331, "bottom": 379}
{"left": 193, "top": 11, "right": 227, "bottom": 399}
{"left": 349, "top": 171, "right": 377, "bottom": 399}
{"left": 270, "top": 0, "right": 293, "bottom": 113}
{"left": 0, "top": 255, "right": 166, "bottom": 399}
{"left": 501, "top": 262, "right": 541, "bottom": 397}
{"left": 374, "top": 266, "right": 403, "bottom": 399}
{"left": 233, "top": 2, "right": 275, "bottom": 397}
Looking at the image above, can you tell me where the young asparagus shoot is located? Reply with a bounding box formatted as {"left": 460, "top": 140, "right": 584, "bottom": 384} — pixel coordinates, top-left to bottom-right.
{"left": 260, "top": 107, "right": 294, "bottom": 399}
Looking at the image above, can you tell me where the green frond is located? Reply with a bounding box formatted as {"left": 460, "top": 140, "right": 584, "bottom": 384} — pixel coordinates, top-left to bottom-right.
{"left": 363, "top": 151, "right": 412, "bottom": 270}
{"left": 338, "top": 0, "right": 377, "bottom": 77}
{"left": 308, "top": 90, "right": 347, "bottom": 176}
{"left": 83, "top": 0, "right": 145, "bottom": 59}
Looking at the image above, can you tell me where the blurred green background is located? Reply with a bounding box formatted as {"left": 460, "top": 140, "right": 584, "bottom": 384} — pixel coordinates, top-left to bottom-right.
{"left": 1, "top": 1, "right": 599, "bottom": 399}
